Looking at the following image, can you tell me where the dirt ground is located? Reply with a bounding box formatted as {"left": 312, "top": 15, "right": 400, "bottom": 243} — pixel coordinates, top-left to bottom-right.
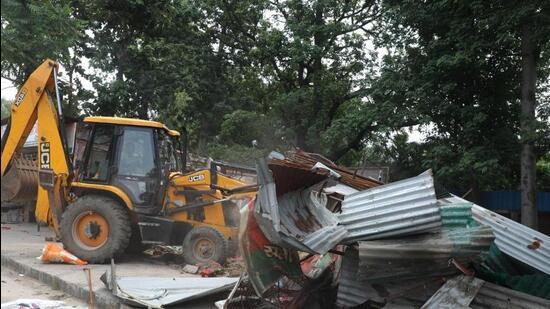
{"left": 1, "top": 267, "right": 88, "bottom": 307}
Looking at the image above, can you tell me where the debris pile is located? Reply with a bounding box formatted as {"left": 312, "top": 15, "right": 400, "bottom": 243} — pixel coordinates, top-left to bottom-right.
{"left": 230, "top": 151, "right": 550, "bottom": 308}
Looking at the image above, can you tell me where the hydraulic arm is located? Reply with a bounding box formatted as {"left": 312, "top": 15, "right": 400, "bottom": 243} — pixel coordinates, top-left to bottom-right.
{"left": 1, "top": 59, "right": 71, "bottom": 234}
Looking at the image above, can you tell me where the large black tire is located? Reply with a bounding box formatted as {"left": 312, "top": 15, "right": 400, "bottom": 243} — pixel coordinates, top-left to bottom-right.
{"left": 183, "top": 226, "right": 229, "bottom": 265}
{"left": 60, "top": 195, "right": 132, "bottom": 264}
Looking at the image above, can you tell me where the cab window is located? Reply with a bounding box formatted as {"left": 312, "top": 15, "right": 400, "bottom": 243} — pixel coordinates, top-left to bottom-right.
{"left": 84, "top": 125, "right": 114, "bottom": 182}
{"left": 74, "top": 123, "right": 91, "bottom": 168}
{"left": 158, "top": 131, "right": 180, "bottom": 172}
{"left": 118, "top": 127, "right": 156, "bottom": 177}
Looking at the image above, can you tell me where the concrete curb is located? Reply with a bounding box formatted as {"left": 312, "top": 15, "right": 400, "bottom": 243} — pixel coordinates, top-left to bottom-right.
{"left": 1, "top": 254, "right": 121, "bottom": 309}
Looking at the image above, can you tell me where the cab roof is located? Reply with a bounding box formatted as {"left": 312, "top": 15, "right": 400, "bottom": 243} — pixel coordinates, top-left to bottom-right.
{"left": 83, "top": 116, "right": 180, "bottom": 137}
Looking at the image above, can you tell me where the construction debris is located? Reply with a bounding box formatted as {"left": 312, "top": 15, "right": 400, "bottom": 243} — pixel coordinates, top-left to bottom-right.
{"left": 440, "top": 195, "right": 550, "bottom": 275}
{"left": 199, "top": 261, "right": 224, "bottom": 277}
{"left": 232, "top": 152, "right": 550, "bottom": 308}
{"left": 254, "top": 159, "right": 348, "bottom": 255}
{"left": 422, "top": 274, "right": 550, "bottom": 309}
{"left": 100, "top": 268, "right": 238, "bottom": 308}
{"left": 338, "top": 170, "right": 441, "bottom": 242}
{"left": 143, "top": 245, "right": 183, "bottom": 258}
{"left": 182, "top": 264, "right": 200, "bottom": 274}
{"left": 354, "top": 225, "right": 494, "bottom": 282}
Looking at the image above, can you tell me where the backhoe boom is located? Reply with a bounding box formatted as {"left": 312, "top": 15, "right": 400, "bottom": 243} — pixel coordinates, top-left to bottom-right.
{"left": 1, "top": 59, "right": 70, "bottom": 230}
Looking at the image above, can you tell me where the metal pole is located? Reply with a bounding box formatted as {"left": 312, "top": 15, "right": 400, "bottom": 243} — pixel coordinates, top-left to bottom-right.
{"left": 52, "top": 65, "right": 72, "bottom": 173}
{"left": 53, "top": 67, "right": 64, "bottom": 118}
{"left": 83, "top": 268, "right": 95, "bottom": 309}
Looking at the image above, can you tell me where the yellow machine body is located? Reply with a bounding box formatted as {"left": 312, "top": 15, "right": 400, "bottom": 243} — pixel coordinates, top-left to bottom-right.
{"left": 1, "top": 59, "right": 256, "bottom": 264}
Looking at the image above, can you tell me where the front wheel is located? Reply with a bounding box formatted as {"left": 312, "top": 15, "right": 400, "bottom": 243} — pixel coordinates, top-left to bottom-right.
{"left": 183, "top": 226, "right": 229, "bottom": 265}
{"left": 60, "top": 195, "right": 132, "bottom": 263}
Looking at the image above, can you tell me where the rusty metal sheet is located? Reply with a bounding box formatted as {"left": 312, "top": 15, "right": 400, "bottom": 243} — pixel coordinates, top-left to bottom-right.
{"left": 254, "top": 159, "right": 347, "bottom": 255}
{"left": 439, "top": 195, "right": 550, "bottom": 275}
{"left": 339, "top": 170, "right": 441, "bottom": 242}
{"left": 268, "top": 151, "right": 381, "bottom": 191}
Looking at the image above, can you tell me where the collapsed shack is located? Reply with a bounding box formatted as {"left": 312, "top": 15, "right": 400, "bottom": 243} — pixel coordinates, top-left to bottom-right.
{"left": 231, "top": 150, "right": 550, "bottom": 308}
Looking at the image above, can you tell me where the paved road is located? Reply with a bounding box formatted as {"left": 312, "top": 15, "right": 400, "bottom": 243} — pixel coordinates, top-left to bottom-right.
{"left": 1, "top": 267, "right": 87, "bottom": 307}
{"left": 1, "top": 223, "right": 231, "bottom": 308}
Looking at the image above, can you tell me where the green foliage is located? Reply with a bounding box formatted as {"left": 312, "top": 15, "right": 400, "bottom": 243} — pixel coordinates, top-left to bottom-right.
{"left": 367, "top": 0, "right": 550, "bottom": 191}
{"left": 220, "top": 110, "right": 263, "bottom": 146}
{"left": 1, "top": 98, "right": 11, "bottom": 119}
{"left": 1, "top": 0, "right": 85, "bottom": 84}
{"left": 207, "top": 143, "right": 268, "bottom": 166}
{"left": 212, "top": 0, "right": 389, "bottom": 156}
{"left": 219, "top": 110, "right": 285, "bottom": 149}
{"left": 1, "top": 0, "right": 548, "bottom": 194}
{"left": 1, "top": 0, "right": 88, "bottom": 116}
{"left": 537, "top": 152, "right": 550, "bottom": 191}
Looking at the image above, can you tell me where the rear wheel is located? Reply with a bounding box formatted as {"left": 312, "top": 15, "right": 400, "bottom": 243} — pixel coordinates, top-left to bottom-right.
{"left": 60, "top": 195, "right": 132, "bottom": 263}
{"left": 183, "top": 226, "right": 228, "bottom": 265}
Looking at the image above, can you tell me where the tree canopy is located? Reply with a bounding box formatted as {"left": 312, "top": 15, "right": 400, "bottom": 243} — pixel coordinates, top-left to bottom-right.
{"left": 1, "top": 0, "right": 549, "bottom": 195}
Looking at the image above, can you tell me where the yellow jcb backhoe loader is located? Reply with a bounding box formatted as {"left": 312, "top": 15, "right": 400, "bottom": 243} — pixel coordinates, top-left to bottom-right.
{"left": 1, "top": 59, "right": 256, "bottom": 264}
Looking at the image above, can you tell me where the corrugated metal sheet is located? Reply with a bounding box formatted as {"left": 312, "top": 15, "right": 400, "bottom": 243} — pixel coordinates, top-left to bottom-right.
{"left": 107, "top": 275, "right": 239, "bottom": 308}
{"left": 336, "top": 247, "right": 369, "bottom": 307}
{"left": 421, "top": 275, "right": 484, "bottom": 308}
{"left": 356, "top": 225, "right": 494, "bottom": 283}
{"left": 421, "top": 275, "right": 550, "bottom": 309}
{"left": 471, "top": 280, "right": 550, "bottom": 309}
{"left": 268, "top": 150, "right": 382, "bottom": 190}
{"left": 439, "top": 195, "right": 550, "bottom": 275}
{"left": 337, "top": 248, "right": 445, "bottom": 308}
{"left": 439, "top": 203, "right": 475, "bottom": 228}
{"left": 254, "top": 159, "right": 347, "bottom": 255}
{"left": 338, "top": 170, "right": 441, "bottom": 242}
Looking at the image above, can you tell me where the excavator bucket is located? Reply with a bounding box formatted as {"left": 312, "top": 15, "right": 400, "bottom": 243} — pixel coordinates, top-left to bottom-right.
{"left": 1, "top": 155, "right": 38, "bottom": 202}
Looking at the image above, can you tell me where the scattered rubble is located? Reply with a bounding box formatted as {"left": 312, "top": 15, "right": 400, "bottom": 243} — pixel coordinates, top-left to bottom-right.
{"left": 94, "top": 150, "right": 549, "bottom": 308}
{"left": 421, "top": 274, "right": 550, "bottom": 308}
{"left": 182, "top": 264, "right": 200, "bottom": 274}
{"left": 143, "top": 245, "right": 183, "bottom": 258}
{"left": 100, "top": 266, "right": 239, "bottom": 308}
{"left": 228, "top": 151, "right": 550, "bottom": 308}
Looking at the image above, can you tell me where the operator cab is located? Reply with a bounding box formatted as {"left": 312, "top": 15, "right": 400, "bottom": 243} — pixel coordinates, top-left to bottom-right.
{"left": 73, "top": 116, "right": 184, "bottom": 215}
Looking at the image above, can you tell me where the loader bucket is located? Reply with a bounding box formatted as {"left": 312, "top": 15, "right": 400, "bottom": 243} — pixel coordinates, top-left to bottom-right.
{"left": 1, "top": 155, "right": 38, "bottom": 202}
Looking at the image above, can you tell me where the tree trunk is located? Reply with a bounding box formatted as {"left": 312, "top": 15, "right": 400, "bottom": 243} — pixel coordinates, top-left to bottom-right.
{"left": 295, "top": 126, "right": 307, "bottom": 150}
{"left": 519, "top": 22, "right": 538, "bottom": 229}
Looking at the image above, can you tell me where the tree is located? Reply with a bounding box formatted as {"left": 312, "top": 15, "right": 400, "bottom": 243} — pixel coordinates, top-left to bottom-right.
{"left": 374, "top": 0, "right": 549, "bottom": 203}
{"left": 1, "top": 0, "right": 87, "bottom": 116}
{"left": 516, "top": 2, "right": 549, "bottom": 229}
{"left": 75, "top": 0, "right": 251, "bottom": 154}
{"left": 212, "top": 0, "right": 404, "bottom": 158}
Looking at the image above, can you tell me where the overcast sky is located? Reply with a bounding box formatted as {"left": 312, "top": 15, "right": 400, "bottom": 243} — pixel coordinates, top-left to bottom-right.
{"left": 1, "top": 77, "right": 17, "bottom": 100}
